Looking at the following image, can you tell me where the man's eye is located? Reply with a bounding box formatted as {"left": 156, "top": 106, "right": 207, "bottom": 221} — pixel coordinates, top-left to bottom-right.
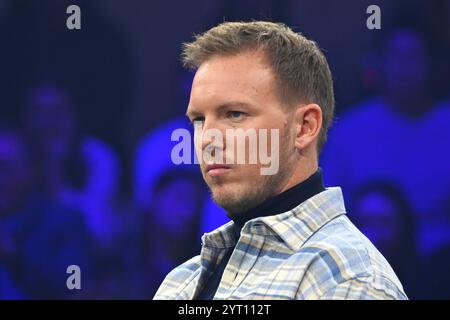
{"left": 228, "top": 111, "right": 246, "bottom": 121}
{"left": 191, "top": 116, "right": 205, "bottom": 124}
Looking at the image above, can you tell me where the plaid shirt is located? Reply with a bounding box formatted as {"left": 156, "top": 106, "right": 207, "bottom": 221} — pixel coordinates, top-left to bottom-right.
{"left": 154, "top": 187, "right": 408, "bottom": 300}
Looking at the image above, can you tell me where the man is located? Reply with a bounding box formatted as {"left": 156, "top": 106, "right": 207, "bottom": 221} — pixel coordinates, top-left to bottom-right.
{"left": 154, "top": 21, "right": 407, "bottom": 300}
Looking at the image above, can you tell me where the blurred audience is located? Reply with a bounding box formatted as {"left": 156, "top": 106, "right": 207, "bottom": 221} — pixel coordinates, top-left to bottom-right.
{"left": 0, "top": 125, "right": 93, "bottom": 299}
{"left": 124, "top": 168, "right": 206, "bottom": 298}
{"left": 349, "top": 181, "right": 420, "bottom": 298}
{"left": 22, "top": 83, "right": 121, "bottom": 248}
{"left": 321, "top": 26, "right": 450, "bottom": 256}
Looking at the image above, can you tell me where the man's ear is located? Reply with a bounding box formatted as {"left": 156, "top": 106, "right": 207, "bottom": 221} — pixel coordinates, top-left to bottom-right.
{"left": 293, "top": 103, "right": 322, "bottom": 151}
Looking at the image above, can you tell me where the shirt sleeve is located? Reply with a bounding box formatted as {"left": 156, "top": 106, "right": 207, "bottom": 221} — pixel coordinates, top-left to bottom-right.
{"left": 318, "top": 276, "right": 409, "bottom": 300}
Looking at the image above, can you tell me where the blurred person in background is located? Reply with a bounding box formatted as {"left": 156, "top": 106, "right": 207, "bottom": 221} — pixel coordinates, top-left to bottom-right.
{"left": 349, "top": 181, "right": 420, "bottom": 299}
{"left": 20, "top": 83, "right": 131, "bottom": 298}
{"left": 0, "top": 125, "right": 92, "bottom": 299}
{"left": 124, "top": 168, "right": 206, "bottom": 298}
{"left": 145, "top": 168, "right": 205, "bottom": 275}
{"left": 0, "top": 125, "right": 28, "bottom": 299}
{"left": 22, "top": 83, "right": 121, "bottom": 249}
{"left": 321, "top": 26, "right": 450, "bottom": 256}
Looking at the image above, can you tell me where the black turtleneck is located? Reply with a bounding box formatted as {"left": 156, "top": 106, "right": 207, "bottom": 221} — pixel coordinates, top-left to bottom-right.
{"left": 195, "top": 168, "right": 325, "bottom": 300}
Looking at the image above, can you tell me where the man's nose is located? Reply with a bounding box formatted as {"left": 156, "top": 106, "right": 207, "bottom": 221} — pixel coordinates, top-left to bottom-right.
{"left": 199, "top": 118, "right": 226, "bottom": 154}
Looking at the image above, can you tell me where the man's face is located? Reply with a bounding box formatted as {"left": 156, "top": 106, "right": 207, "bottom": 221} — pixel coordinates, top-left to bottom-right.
{"left": 186, "top": 50, "right": 297, "bottom": 214}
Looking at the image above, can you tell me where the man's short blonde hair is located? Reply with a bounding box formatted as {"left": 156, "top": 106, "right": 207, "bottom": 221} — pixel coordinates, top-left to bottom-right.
{"left": 182, "top": 21, "right": 335, "bottom": 153}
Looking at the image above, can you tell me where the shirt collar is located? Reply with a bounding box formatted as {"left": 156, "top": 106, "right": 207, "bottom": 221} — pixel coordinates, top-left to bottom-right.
{"left": 227, "top": 168, "right": 325, "bottom": 228}
{"left": 202, "top": 187, "right": 347, "bottom": 251}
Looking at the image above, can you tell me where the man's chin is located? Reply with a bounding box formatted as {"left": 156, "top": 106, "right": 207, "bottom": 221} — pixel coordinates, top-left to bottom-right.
{"left": 210, "top": 187, "right": 234, "bottom": 204}
{"left": 210, "top": 186, "right": 242, "bottom": 210}
{"left": 210, "top": 185, "right": 266, "bottom": 214}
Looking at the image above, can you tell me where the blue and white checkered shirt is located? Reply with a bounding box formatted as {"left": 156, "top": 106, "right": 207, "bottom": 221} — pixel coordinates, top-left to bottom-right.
{"left": 154, "top": 187, "right": 408, "bottom": 300}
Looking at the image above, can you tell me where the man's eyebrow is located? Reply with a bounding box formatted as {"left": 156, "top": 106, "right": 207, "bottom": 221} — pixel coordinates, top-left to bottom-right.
{"left": 185, "top": 109, "right": 202, "bottom": 119}
{"left": 218, "top": 101, "right": 254, "bottom": 109}
{"left": 186, "top": 101, "right": 254, "bottom": 118}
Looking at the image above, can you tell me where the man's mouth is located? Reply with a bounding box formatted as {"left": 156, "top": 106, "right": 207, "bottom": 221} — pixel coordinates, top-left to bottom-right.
{"left": 205, "top": 164, "right": 232, "bottom": 177}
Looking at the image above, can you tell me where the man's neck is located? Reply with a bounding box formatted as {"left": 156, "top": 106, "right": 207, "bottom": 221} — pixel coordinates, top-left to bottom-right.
{"left": 227, "top": 167, "right": 325, "bottom": 229}
{"left": 279, "top": 161, "right": 319, "bottom": 194}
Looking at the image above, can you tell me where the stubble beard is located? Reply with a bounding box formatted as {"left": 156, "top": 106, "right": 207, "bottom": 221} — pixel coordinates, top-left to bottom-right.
{"left": 206, "top": 129, "right": 295, "bottom": 215}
